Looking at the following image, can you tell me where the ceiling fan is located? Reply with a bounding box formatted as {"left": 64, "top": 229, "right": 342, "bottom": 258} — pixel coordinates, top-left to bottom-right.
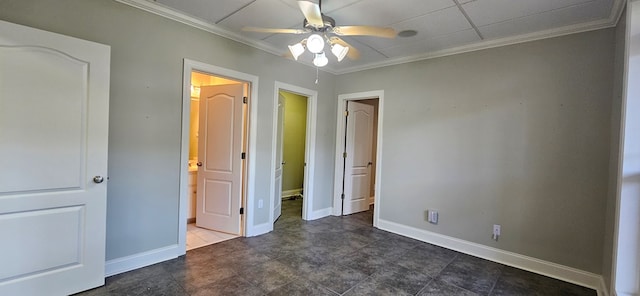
{"left": 242, "top": 0, "right": 396, "bottom": 67}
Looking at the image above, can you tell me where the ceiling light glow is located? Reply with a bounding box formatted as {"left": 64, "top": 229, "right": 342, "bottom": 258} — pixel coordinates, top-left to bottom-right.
{"left": 313, "top": 52, "right": 328, "bottom": 67}
{"left": 307, "top": 34, "right": 325, "bottom": 54}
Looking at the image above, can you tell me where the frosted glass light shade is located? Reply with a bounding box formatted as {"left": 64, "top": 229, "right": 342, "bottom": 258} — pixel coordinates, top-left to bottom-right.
{"left": 288, "top": 42, "right": 305, "bottom": 60}
{"left": 313, "top": 52, "right": 328, "bottom": 67}
{"left": 307, "top": 34, "right": 325, "bottom": 54}
{"left": 331, "top": 43, "right": 349, "bottom": 62}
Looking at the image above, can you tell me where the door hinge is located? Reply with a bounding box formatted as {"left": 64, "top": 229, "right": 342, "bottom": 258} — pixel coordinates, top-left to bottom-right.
{"left": 344, "top": 110, "right": 349, "bottom": 116}
{"left": 343, "top": 152, "right": 347, "bottom": 158}
{"left": 341, "top": 193, "right": 345, "bottom": 200}
{"left": 240, "top": 207, "right": 244, "bottom": 215}
{"left": 243, "top": 96, "right": 248, "bottom": 104}
{"left": 241, "top": 152, "right": 246, "bottom": 159}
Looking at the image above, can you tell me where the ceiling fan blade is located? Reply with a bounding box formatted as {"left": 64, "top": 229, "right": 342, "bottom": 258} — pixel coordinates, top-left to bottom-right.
{"left": 329, "top": 37, "right": 361, "bottom": 60}
{"left": 332, "top": 26, "right": 397, "bottom": 38}
{"left": 242, "top": 27, "right": 309, "bottom": 34}
{"left": 298, "top": 1, "right": 324, "bottom": 28}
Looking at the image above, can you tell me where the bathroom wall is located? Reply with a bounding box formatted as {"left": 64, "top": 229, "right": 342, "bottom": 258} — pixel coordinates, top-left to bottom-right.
{"left": 280, "top": 91, "right": 308, "bottom": 195}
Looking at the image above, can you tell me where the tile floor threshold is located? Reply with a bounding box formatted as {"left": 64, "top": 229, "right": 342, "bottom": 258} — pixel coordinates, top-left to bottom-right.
{"left": 186, "top": 223, "right": 238, "bottom": 251}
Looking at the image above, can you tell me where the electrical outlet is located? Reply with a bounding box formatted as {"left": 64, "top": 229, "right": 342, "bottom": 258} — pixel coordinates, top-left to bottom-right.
{"left": 427, "top": 210, "right": 438, "bottom": 224}
{"left": 258, "top": 199, "right": 263, "bottom": 209}
{"left": 493, "top": 224, "right": 501, "bottom": 241}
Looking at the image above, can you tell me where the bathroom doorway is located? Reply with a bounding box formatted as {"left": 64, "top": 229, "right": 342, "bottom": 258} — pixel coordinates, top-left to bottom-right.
{"left": 178, "top": 59, "right": 262, "bottom": 251}
{"left": 277, "top": 90, "right": 308, "bottom": 219}
{"left": 185, "top": 71, "right": 246, "bottom": 250}
{"left": 271, "top": 82, "right": 318, "bottom": 224}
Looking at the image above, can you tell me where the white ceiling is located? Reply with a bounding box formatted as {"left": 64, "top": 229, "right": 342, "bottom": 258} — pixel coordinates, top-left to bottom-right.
{"left": 123, "top": 0, "right": 623, "bottom": 74}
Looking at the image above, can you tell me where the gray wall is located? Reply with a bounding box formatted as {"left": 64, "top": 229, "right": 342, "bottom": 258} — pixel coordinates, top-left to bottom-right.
{"left": 0, "top": 0, "right": 622, "bottom": 277}
{"left": 0, "top": 0, "right": 336, "bottom": 260}
{"left": 336, "top": 29, "right": 615, "bottom": 273}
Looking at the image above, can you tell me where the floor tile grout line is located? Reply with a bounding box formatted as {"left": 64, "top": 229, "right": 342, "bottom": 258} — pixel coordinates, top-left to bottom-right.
{"left": 414, "top": 278, "right": 435, "bottom": 296}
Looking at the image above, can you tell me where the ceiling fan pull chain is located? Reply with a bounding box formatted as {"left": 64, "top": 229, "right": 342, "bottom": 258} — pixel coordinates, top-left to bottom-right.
{"left": 315, "top": 66, "right": 319, "bottom": 84}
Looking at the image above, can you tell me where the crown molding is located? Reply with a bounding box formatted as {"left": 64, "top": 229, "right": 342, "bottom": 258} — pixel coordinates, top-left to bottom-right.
{"left": 334, "top": 0, "right": 627, "bottom": 75}
{"left": 115, "top": 0, "right": 625, "bottom": 76}
{"left": 114, "top": 0, "right": 282, "bottom": 57}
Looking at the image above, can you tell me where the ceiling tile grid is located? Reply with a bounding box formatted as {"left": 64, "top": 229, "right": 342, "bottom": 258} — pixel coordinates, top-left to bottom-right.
{"left": 133, "top": 0, "right": 621, "bottom": 73}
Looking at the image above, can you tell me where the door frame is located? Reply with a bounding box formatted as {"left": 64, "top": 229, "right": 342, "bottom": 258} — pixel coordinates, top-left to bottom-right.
{"left": 178, "top": 59, "right": 259, "bottom": 253}
{"left": 272, "top": 82, "right": 317, "bottom": 221}
{"left": 333, "top": 90, "right": 384, "bottom": 227}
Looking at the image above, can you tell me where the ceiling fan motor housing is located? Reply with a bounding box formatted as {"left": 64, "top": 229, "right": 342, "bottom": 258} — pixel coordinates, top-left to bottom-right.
{"left": 304, "top": 14, "right": 335, "bottom": 31}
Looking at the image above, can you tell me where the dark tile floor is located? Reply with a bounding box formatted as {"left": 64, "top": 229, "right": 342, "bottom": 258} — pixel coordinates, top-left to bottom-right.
{"left": 76, "top": 199, "right": 596, "bottom": 296}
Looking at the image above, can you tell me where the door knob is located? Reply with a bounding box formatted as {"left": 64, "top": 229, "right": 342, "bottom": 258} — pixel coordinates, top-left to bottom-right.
{"left": 196, "top": 162, "right": 203, "bottom": 167}
{"left": 281, "top": 161, "right": 286, "bottom": 165}
{"left": 93, "top": 176, "right": 104, "bottom": 184}
{"left": 367, "top": 162, "right": 373, "bottom": 166}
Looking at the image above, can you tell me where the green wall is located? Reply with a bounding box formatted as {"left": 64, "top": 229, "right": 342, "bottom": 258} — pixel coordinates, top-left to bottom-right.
{"left": 280, "top": 91, "right": 307, "bottom": 193}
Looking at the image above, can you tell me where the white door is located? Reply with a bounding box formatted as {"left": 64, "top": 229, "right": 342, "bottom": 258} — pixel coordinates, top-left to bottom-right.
{"left": 0, "top": 21, "right": 110, "bottom": 296}
{"left": 273, "top": 94, "right": 285, "bottom": 222}
{"left": 343, "top": 101, "right": 374, "bottom": 215}
{"left": 196, "top": 84, "right": 244, "bottom": 235}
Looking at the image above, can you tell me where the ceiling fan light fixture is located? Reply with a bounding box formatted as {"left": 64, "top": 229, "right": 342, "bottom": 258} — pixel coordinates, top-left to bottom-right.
{"left": 313, "top": 52, "right": 328, "bottom": 67}
{"left": 307, "top": 33, "right": 325, "bottom": 54}
{"left": 288, "top": 42, "right": 305, "bottom": 60}
{"left": 331, "top": 43, "right": 349, "bottom": 62}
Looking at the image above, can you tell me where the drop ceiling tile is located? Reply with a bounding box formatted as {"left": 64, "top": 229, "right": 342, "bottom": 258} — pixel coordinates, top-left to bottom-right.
{"left": 328, "top": 0, "right": 456, "bottom": 27}
{"left": 218, "top": 0, "right": 302, "bottom": 38}
{"left": 350, "top": 6, "right": 470, "bottom": 51}
{"left": 276, "top": 0, "right": 365, "bottom": 14}
{"left": 263, "top": 32, "right": 308, "bottom": 50}
{"left": 380, "top": 28, "right": 480, "bottom": 58}
{"left": 463, "top": 0, "right": 603, "bottom": 28}
{"left": 463, "top": 0, "right": 551, "bottom": 27}
{"left": 478, "top": 0, "right": 612, "bottom": 39}
{"left": 550, "top": 0, "right": 595, "bottom": 10}
{"left": 156, "top": 0, "right": 255, "bottom": 23}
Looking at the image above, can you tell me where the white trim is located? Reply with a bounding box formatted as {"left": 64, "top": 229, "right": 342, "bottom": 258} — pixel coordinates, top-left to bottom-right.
{"left": 308, "top": 207, "right": 333, "bottom": 220}
{"left": 272, "top": 82, "right": 318, "bottom": 223}
{"left": 334, "top": 2, "right": 627, "bottom": 75}
{"left": 116, "top": 0, "right": 625, "bottom": 75}
{"left": 282, "top": 188, "right": 303, "bottom": 198}
{"left": 333, "top": 90, "right": 384, "bottom": 229}
{"left": 179, "top": 59, "right": 259, "bottom": 253}
{"left": 598, "top": 277, "right": 611, "bottom": 296}
{"left": 246, "top": 222, "right": 272, "bottom": 237}
{"left": 105, "top": 245, "right": 180, "bottom": 277}
{"left": 377, "top": 219, "right": 605, "bottom": 295}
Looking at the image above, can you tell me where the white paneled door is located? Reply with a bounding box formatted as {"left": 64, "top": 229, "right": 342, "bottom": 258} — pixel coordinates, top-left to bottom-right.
{"left": 273, "top": 94, "right": 285, "bottom": 222}
{"left": 196, "top": 84, "right": 244, "bottom": 235}
{"left": 343, "top": 101, "right": 374, "bottom": 215}
{"left": 0, "top": 21, "right": 110, "bottom": 296}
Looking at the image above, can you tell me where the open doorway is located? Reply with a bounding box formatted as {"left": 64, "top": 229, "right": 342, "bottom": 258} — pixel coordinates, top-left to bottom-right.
{"left": 184, "top": 71, "right": 246, "bottom": 250}
{"left": 276, "top": 90, "right": 308, "bottom": 220}
{"left": 333, "top": 90, "right": 384, "bottom": 227}
{"left": 271, "top": 82, "right": 318, "bottom": 225}
{"left": 178, "top": 60, "right": 259, "bottom": 253}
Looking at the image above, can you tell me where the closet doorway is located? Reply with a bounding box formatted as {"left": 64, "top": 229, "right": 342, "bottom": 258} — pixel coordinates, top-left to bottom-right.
{"left": 271, "top": 82, "right": 318, "bottom": 223}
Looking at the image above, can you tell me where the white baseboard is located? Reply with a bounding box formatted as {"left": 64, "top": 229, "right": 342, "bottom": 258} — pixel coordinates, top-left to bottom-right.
{"left": 308, "top": 207, "right": 332, "bottom": 220}
{"left": 105, "top": 244, "right": 181, "bottom": 277}
{"left": 597, "top": 277, "right": 610, "bottom": 296}
{"left": 377, "top": 219, "right": 604, "bottom": 295}
{"left": 282, "top": 188, "right": 303, "bottom": 198}
{"left": 245, "top": 221, "right": 272, "bottom": 237}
